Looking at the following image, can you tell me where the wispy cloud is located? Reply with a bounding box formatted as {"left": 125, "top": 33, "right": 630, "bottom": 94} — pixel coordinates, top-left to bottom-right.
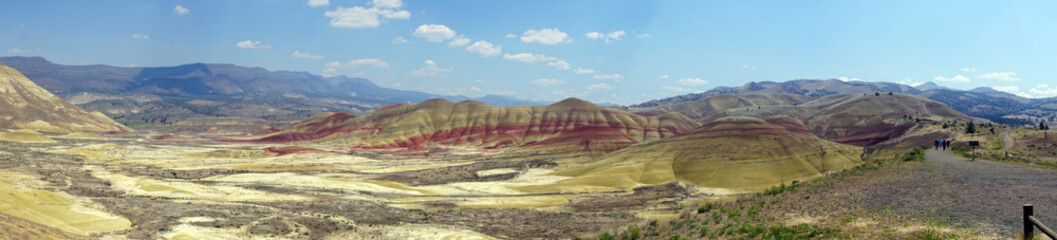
{"left": 979, "top": 71, "right": 1021, "bottom": 82}
{"left": 519, "top": 28, "right": 571, "bottom": 45}
{"left": 291, "top": 51, "right": 323, "bottom": 59}
{"left": 392, "top": 37, "right": 410, "bottom": 44}
{"left": 592, "top": 73, "right": 624, "bottom": 82}
{"left": 324, "top": 4, "right": 410, "bottom": 29}
{"left": 585, "top": 31, "right": 625, "bottom": 43}
{"left": 933, "top": 75, "right": 970, "bottom": 83}
{"left": 411, "top": 59, "right": 452, "bottom": 77}
{"left": 661, "top": 86, "right": 692, "bottom": 92}
{"left": 131, "top": 34, "right": 150, "bottom": 39}
{"left": 586, "top": 83, "right": 615, "bottom": 91}
{"left": 308, "top": 0, "right": 329, "bottom": 7}
{"left": 448, "top": 35, "right": 470, "bottom": 47}
{"left": 235, "top": 40, "right": 270, "bottom": 49}
{"left": 174, "top": 5, "right": 189, "bottom": 15}
{"left": 413, "top": 24, "right": 456, "bottom": 42}
{"left": 465, "top": 41, "right": 501, "bottom": 57}
{"left": 678, "top": 78, "right": 708, "bottom": 86}
{"left": 531, "top": 78, "right": 566, "bottom": 86}
{"left": 326, "top": 58, "right": 389, "bottom": 68}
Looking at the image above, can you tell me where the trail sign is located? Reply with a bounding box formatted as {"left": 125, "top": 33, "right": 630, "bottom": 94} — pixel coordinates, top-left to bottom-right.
{"left": 969, "top": 141, "right": 980, "bottom": 161}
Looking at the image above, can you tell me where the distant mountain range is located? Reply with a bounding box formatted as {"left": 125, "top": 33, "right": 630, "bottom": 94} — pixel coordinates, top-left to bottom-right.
{"left": 632, "top": 79, "right": 1057, "bottom": 125}
{"left": 0, "top": 56, "right": 547, "bottom": 123}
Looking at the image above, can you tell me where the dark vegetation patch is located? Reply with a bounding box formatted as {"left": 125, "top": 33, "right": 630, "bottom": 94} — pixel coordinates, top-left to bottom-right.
{"left": 267, "top": 198, "right": 635, "bottom": 239}
{"left": 566, "top": 183, "right": 688, "bottom": 212}
{"left": 372, "top": 159, "right": 556, "bottom": 186}
{"left": 120, "top": 166, "right": 250, "bottom": 180}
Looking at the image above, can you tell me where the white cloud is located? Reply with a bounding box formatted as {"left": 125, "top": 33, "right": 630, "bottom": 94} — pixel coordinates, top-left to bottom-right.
{"left": 531, "top": 78, "right": 566, "bottom": 86}
{"left": 324, "top": 6, "right": 410, "bottom": 29}
{"left": 326, "top": 58, "right": 389, "bottom": 68}
{"left": 1030, "top": 84, "right": 1057, "bottom": 97}
{"left": 586, "top": 83, "right": 615, "bottom": 91}
{"left": 174, "top": 5, "right": 189, "bottom": 15}
{"left": 504, "top": 33, "right": 517, "bottom": 38}
{"left": 678, "top": 78, "right": 708, "bottom": 86}
{"left": 6, "top": 48, "right": 32, "bottom": 54}
{"left": 898, "top": 78, "right": 924, "bottom": 87}
{"left": 413, "top": 24, "right": 456, "bottom": 42}
{"left": 448, "top": 35, "right": 470, "bottom": 47}
{"left": 322, "top": 68, "right": 339, "bottom": 77}
{"left": 469, "top": 87, "right": 481, "bottom": 92}
{"left": 131, "top": 34, "right": 150, "bottom": 39}
{"left": 465, "top": 41, "right": 501, "bottom": 57}
{"left": 235, "top": 40, "right": 270, "bottom": 49}
{"left": 291, "top": 51, "right": 323, "bottom": 59}
{"left": 546, "top": 60, "right": 570, "bottom": 70}
{"left": 371, "top": 0, "right": 402, "bottom": 8}
{"left": 962, "top": 67, "right": 976, "bottom": 73}
{"left": 933, "top": 75, "right": 971, "bottom": 83}
{"left": 993, "top": 86, "right": 1020, "bottom": 93}
{"left": 658, "top": 74, "right": 669, "bottom": 79}
{"left": 520, "top": 28, "right": 571, "bottom": 45}
{"left": 574, "top": 68, "right": 596, "bottom": 74}
{"left": 411, "top": 59, "right": 452, "bottom": 77}
{"left": 837, "top": 76, "right": 861, "bottom": 82}
{"left": 308, "top": 0, "right": 329, "bottom": 7}
{"left": 661, "top": 86, "right": 692, "bottom": 92}
{"left": 392, "top": 37, "right": 410, "bottom": 44}
{"left": 585, "top": 30, "right": 626, "bottom": 43}
{"left": 636, "top": 33, "right": 651, "bottom": 38}
{"left": 502, "top": 53, "right": 556, "bottom": 63}
{"left": 741, "top": 65, "right": 756, "bottom": 71}
{"left": 979, "top": 71, "right": 1021, "bottom": 82}
{"left": 592, "top": 73, "right": 624, "bottom": 82}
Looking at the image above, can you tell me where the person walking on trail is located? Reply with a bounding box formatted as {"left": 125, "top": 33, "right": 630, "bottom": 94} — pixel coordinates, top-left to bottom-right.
{"left": 934, "top": 139, "right": 940, "bottom": 150}
{"left": 943, "top": 138, "right": 950, "bottom": 150}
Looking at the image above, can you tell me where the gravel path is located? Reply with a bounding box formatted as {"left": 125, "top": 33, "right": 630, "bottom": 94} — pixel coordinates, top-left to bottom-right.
{"left": 923, "top": 148, "right": 1057, "bottom": 236}
{"left": 1001, "top": 128, "right": 1015, "bottom": 152}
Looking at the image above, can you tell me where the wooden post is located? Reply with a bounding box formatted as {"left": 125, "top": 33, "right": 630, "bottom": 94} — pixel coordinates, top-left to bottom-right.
{"left": 1026, "top": 204, "right": 1035, "bottom": 240}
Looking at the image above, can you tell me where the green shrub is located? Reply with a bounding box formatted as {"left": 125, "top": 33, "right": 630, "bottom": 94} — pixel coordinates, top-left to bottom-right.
{"left": 624, "top": 225, "right": 640, "bottom": 239}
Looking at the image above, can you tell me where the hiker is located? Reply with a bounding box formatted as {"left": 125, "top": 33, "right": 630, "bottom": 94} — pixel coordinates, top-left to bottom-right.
{"left": 942, "top": 138, "right": 949, "bottom": 150}
{"left": 934, "top": 139, "right": 940, "bottom": 150}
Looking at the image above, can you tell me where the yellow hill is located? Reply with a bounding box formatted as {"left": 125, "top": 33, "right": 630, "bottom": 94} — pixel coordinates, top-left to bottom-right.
{"left": 526, "top": 116, "right": 862, "bottom": 193}
{"left": 0, "top": 129, "right": 55, "bottom": 143}
{"left": 0, "top": 63, "right": 130, "bottom": 133}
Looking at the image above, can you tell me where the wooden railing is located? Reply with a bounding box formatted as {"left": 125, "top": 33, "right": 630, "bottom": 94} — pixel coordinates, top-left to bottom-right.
{"left": 1025, "top": 204, "right": 1057, "bottom": 240}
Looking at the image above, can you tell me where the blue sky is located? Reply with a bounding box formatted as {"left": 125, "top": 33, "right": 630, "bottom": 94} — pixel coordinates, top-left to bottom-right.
{"left": 3, "top": 0, "right": 1057, "bottom": 104}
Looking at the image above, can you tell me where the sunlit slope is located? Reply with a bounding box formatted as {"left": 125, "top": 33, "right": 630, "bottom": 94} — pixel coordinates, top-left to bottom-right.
{"left": 634, "top": 93, "right": 814, "bottom": 122}
{"left": 716, "top": 93, "right": 966, "bottom": 141}
{"left": 260, "top": 98, "right": 701, "bottom": 149}
{"left": 536, "top": 117, "right": 861, "bottom": 192}
{"left": 795, "top": 93, "right": 966, "bottom": 139}
{"left": 0, "top": 63, "right": 129, "bottom": 133}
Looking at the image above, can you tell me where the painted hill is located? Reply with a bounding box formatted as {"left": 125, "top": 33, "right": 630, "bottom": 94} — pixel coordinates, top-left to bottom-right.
{"left": 0, "top": 62, "right": 128, "bottom": 133}
{"left": 0, "top": 56, "right": 546, "bottom": 123}
{"left": 540, "top": 116, "right": 861, "bottom": 192}
{"left": 257, "top": 98, "right": 700, "bottom": 150}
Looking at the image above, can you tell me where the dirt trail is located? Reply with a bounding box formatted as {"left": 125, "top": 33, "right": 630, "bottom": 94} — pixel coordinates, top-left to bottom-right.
{"left": 1000, "top": 128, "right": 1015, "bottom": 152}
{"left": 922, "top": 148, "right": 1057, "bottom": 236}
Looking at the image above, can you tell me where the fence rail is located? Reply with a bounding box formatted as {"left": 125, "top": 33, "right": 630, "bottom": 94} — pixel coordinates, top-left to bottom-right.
{"left": 1025, "top": 204, "right": 1057, "bottom": 240}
